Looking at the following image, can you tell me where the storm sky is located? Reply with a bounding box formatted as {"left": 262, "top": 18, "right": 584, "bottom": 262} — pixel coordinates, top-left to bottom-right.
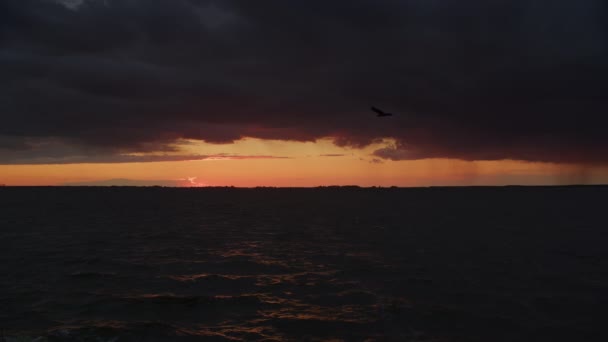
{"left": 1, "top": 0, "right": 607, "bottom": 166}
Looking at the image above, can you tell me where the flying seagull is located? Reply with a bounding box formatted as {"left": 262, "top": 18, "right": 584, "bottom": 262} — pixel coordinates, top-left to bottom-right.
{"left": 371, "top": 106, "right": 393, "bottom": 117}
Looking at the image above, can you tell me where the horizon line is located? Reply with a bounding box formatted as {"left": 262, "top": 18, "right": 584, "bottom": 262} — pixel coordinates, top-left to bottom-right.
{"left": 1, "top": 184, "right": 607, "bottom": 189}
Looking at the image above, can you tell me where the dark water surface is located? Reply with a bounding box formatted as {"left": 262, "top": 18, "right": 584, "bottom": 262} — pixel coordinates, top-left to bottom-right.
{"left": 0, "top": 187, "right": 606, "bottom": 341}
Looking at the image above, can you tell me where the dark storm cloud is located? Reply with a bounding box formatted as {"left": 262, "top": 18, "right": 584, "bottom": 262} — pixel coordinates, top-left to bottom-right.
{"left": 1, "top": 0, "right": 607, "bottom": 164}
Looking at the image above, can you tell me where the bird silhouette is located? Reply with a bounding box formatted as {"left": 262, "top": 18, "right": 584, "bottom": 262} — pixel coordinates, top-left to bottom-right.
{"left": 371, "top": 106, "right": 393, "bottom": 117}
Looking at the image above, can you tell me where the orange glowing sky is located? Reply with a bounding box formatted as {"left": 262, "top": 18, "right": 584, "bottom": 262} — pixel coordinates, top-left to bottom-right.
{"left": 1, "top": 138, "right": 606, "bottom": 187}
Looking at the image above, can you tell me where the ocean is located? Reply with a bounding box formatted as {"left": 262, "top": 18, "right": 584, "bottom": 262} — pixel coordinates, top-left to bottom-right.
{"left": 0, "top": 187, "right": 606, "bottom": 341}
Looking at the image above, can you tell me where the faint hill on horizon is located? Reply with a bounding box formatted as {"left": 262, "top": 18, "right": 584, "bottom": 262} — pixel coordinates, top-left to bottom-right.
{"left": 63, "top": 178, "right": 183, "bottom": 187}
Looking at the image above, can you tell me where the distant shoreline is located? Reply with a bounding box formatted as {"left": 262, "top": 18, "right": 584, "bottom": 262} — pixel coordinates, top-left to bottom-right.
{"left": 1, "top": 185, "right": 607, "bottom": 189}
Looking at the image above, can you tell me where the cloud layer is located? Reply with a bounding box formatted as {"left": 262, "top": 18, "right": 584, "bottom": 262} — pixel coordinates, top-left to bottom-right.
{"left": 1, "top": 0, "right": 607, "bottom": 164}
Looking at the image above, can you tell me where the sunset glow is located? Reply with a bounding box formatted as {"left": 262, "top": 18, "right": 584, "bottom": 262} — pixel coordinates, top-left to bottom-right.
{"left": 1, "top": 1, "right": 607, "bottom": 186}
{"left": 1, "top": 138, "right": 606, "bottom": 187}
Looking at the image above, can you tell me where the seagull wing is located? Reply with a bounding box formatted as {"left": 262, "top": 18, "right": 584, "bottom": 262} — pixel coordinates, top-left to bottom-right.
{"left": 371, "top": 107, "right": 385, "bottom": 115}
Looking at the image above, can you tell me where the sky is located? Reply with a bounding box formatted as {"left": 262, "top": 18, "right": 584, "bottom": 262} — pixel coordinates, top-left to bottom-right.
{"left": 1, "top": 0, "right": 607, "bottom": 186}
